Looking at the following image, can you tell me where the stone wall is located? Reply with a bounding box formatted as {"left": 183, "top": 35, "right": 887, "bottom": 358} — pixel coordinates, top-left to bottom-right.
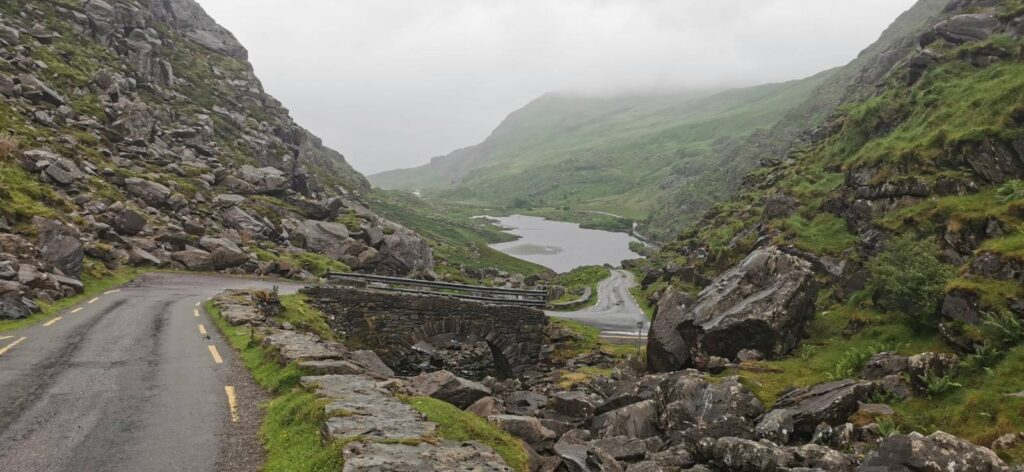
{"left": 303, "top": 285, "right": 548, "bottom": 377}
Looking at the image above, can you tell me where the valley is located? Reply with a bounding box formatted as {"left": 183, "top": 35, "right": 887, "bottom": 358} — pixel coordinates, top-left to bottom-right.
{"left": 0, "top": 0, "right": 1023, "bottom": 471}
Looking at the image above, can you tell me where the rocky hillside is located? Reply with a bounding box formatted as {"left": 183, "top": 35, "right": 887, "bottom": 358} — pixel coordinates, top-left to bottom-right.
{"left": 0, "top": 0, "right": 434, "bottom": 321}
{"left": 633, "top": 0, "right": 1024, "bottom": 463}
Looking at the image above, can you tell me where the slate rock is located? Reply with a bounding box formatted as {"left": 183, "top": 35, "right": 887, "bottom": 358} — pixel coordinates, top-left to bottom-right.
{"left": 772, "top": 379, "right": 875, "bottom": 435}
{"left": 33, "top": 217, "right": 83, "bottom": 278}
{"left": 487, "top": 414, "right": 555, "bottom": 449}
{"left": 405, "top": 370, "right": 491, "bottom": 409}
{"left": 592, "top": 399, "right": 660, "bottom": 439}
{"left": 860, "top": 431, "right": 1010, "bottom": 472}
{"left": 648, "top": 247, "right": 817, "bottom": 372}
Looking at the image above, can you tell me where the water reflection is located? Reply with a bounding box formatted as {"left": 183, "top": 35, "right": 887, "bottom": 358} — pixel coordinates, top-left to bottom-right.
{"left": 486, "top": 214, "right": 642, "bottom": 273}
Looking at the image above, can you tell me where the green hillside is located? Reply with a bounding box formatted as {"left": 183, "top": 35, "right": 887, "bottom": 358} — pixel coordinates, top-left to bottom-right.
{"left": 370, "top": 74, "right": 831, "bottom": 223}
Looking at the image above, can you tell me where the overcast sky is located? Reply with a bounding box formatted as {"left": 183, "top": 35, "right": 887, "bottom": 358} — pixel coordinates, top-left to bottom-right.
{"left": 196, "top": 0, "right": 918, "bottom": 176}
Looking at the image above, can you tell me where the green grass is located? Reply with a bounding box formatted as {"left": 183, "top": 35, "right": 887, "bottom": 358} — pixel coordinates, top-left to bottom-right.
{"left": 206, "top": 300, "right": 343, "bottom": 472}
{"left": 781, "top": 213, "right": 858, "bottom": 255}
{"left": 721, "top": 305, "right": 942, "bottom": 405}
{"left": 548, "top": 318, "right": 600, "bottom": 361}
{"left": 278, "top": 294, "right": 335, "bottom": 341}
{"left": 550, "top": 265, "right": 611, "bottom": 308}
{"left": 980, "top": 230, "right": 1024, "bottom": 261}
{"left": 251, "top": 247, "right": 350, "bottom": 277}
{"left": 0, "top": 268, "right": 140, "bottom": 333}
{"left": 402, "top": 396, "right": 528, "bottom": 472}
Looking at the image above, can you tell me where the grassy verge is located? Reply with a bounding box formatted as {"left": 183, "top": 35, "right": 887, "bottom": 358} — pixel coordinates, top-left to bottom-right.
{"left": 402, "top": 396, "right": 529, "bottom": 472}
{"left": 0, "top": 266, "right": 140, "bottom": 333}
{"left": 279, "top": 294, "right": 336, "bottom": 341}
{"left": 205, "top": 299, "right": 343, "bottom": 472}
{"left": 549, "top": 265, "right": 610, "bottom": 309}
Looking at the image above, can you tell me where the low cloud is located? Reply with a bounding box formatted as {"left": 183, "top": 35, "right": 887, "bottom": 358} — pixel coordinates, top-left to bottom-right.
{"left": 197, "top": 0, "right": 918, "bottom": 175}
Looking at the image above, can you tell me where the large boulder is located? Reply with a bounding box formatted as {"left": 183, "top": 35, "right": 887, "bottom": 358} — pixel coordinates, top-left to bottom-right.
{"left": 285, "top": 219, "right": 362, "bottom": 260}
{"left": 657, "top": 372, "right": 763, "bottom": 439}
{"left": 487, "top": 415, "right": 555, "bottom": 449}
{"left": 233, "top": 165, "right": 289, "bottom": 194}
{"left": 405, "top": 370, "right": 491, "bottom": 409}
{"left": 171, "top": 248, "right": 214, "bottom": 272}
{"left": 110, "top": 208, "right": 147, "bottom": 236}
{"left": 647, "top": 247, "right": 817, "bottom": 372}
{"left": 373, "top": 225, "right": 435, "bottom": 276}
{"left": 933, "top": 13, "right": 1002, "bottom": 44}
{"left": 860, "top": 431, "right": 1010, "bottom": 472}
{"left": 125, "top": 177, "right": 172, "bottom": 208}
{"left": 199, "top": 237, "right": 249, "bottom": 270}
{"left": 772, "top": 379, "right": 875, "bottom": 435}
{"left": 0, "top": 281, "right": 31, "bottom": 320}
{"left": 591, "top": 399, "right": 659, "bottom": 439}
{"left": 710, "top": 437, "right": 794, "bottom": 472}
{"left": 32, "top": 217, "right": 83, "bottom": 278}
{"left": 220, "top": 206, "right": 270, "bottom": 238}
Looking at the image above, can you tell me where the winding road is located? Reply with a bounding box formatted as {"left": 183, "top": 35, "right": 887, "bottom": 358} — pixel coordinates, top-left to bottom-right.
{"left": 0, "top": 273, "right": 300, "bottom": 472}
{"left": 546, "top": 269, "right": 650, "bottom": 339}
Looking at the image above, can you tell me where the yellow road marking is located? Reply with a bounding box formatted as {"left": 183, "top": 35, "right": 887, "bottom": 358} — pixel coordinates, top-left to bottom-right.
{"left": 70, "top": 307, "right": 83, "bottom": 314}
{"left": 193, "top": 308, "right": 200, "bottom": 318}
{"left": 224, "top": 386, "right": 240, "bottom": 422}
{"left": 195, "top": 301, "right": 200, "bottom": 307}
{"left": 103, "top": 289, "right": 120, "bottom": 295}
{"left": 198, "top": 324, "right": 207, "bottom": 335}
{"left": 43, "top": 317, "right": 63, "bottom": 327}
{"left": 0, "top": 335, "right": 12, "bottom": 340}
{"left": 87, "top": 297, "right": 99, "bottom": 304}
{"left": 208, "top": 345, "right": 223, "bottom": 364}
{"left": 0, "top": 337, "right": 27, "bottom": 356}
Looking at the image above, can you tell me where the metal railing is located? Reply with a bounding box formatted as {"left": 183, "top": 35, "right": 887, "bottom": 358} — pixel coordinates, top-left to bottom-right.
{"left": 324, "top": 272, "right": 548, "bottom": 307}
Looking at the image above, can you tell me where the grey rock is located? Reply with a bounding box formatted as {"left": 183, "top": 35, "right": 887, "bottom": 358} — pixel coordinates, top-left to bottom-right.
{"left": 0, "top": 281, "right": 31, "bottom": 320}
{"left": 756, "top": 408, "right": 795, "bottom": 445}
{"left": 405, "top": 370, "right": 491, "bottom": 409}
{"left": 589, "top": 436, "right": 648, "bottom": 462}
{"left": 200, "top": 237, "right": 249, "bottom": 269}
{"left": 773, "top": 379, "right": 875, "bottom": 435}
{"left": 505, "top": 390, "right": 547, "bottom": 416}
{"left": 341, "top": 441, "right": 510, "bottom": 471}
{"left": 487, "top": 414, "right": 555, "bottom": 449}
{"left": 933, "top": 13, "right": 1002, "bottom": 44}
{"left": 711, "top": 437, "right": 794, "bottom": 472}
{"left": 793, "top": 444, "right": 857, "bottom": 472}
{"left": 43, "top": 157, "right": 86, "bottom": 185}
{"left": 129, "top": 246, "right": 164, "bottom": 267}
{"left": 172, "top": 248, "right": 214, "bottom": 272}
{"left": 212, "top": 194, "right": 246, "bottom": 208}
{"left": 658, "top": 372, "right": 763, "bottom": 439}
{"left": 648, "top": 247, "right": 817, "bottom": 372}
{"left": 125, "top": 178, "right": 172, "bottom": 208}
{"left": 554, "top": 440, "right": 625, "bottom": 472}
{"left": 33, "top": 217, "right": 83, "bottom": 278}
{"left": 860, "top": 431, "right": 1010, "bottom": 472}
{"left": 286, "top": 219, "right": 361, "bottom": 260}
{"left": 110, "top": 209, "right": 147, "bottom": 236}
{"left": 861, "top": 352, "right": 908, "bottom": 380}
{"left": 592, "top": 399, "right": 659, "bottom": 439}
{"left": 220, "top": 206, "right": 270, "bottom": 238}
{"left": 907, "top": 352, "right": 959, "bottom": 392}
{"left": 263, "top": 329, "right": 347, "bottom": 363}
{"left": 348, "top": 350, "right": 395, "bottom": 378}
{"left": 301, "top": 375, "right": 435, "bottom": 442}
{"left": 547, "top": 391, "right": 596, "bottom": 420}
{"left": 374, "top": 226, "right": 435, "bottom": 276}
{"left": 234, "top": 165, "right": 288, "bottom": 194}
{"left": 19, "top": 74, "right": 65, "bottom": 106}
{"left": 0, "top": 25, "right": 19, "bottom": 45}
{"left": 466, "top": 396, "right": 503, "bottom": 417}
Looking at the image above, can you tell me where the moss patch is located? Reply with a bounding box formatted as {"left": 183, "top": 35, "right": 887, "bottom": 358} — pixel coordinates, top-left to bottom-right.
{"left": 402, "top": 396, "right": 529, "bottom": 472}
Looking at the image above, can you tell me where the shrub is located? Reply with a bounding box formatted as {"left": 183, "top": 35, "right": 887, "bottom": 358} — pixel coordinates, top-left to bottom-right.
{"left": 0, "top": 134, "right": 18, "bottom": 161}
{"left": 866, "top": 235, "right": 954, "bottom": 331}
{"left": 827, "top": 341, "right": 901, "bottom": 380}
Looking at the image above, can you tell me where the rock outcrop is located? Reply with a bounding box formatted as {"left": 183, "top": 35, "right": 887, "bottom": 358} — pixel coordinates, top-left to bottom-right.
{"left": 647, "top": 247, "right": 818, "bottom": 372}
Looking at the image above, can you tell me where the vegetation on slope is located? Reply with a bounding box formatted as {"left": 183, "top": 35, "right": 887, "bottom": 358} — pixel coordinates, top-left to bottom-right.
{"left": 402, "top": 397, "right": 529, "bottom": 472}
{"left": 367, "top": 190, "right": 547, "bottom": 279}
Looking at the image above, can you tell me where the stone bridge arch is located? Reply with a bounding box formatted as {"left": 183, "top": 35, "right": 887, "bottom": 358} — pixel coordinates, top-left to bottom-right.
{"left": 303, "top": 285, "right": 548, "bottom": 377}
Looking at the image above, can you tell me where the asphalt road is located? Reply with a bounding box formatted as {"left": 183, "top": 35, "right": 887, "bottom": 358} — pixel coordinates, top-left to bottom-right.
{"left": 0, "top": 272, "right": 301, "bottom": 472}
{"left": 546, "top": 269, "right": 650, "bottom": 338}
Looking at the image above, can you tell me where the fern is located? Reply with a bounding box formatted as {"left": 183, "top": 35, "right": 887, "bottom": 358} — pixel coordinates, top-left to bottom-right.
{"left": 827, "top": 342, "right": 902, "bottom": 380}
{"left": 981, "top": 310, "right": 1023, "bottom": 347}
{"left": 922, "top": 369, "right": 962, "bottom": 397}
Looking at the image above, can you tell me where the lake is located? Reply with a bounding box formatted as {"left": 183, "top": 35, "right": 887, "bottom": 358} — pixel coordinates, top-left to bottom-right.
{"left": 486, "top": 214, "right": 643, "bottom": 273}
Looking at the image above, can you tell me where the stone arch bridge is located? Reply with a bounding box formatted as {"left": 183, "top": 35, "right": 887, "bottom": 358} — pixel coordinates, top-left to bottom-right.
{"left": 302, "top": 284, "right": 548, "bottom": 377}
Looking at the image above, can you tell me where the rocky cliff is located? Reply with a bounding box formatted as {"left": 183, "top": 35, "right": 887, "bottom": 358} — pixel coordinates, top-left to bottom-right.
{"left": 0, "top": 0, "right": 433, "bottom": 320}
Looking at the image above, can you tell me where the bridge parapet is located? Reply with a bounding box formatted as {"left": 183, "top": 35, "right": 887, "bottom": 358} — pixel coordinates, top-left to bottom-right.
{"left": 303, "top": 284, "right": 548, "bottom": 378}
